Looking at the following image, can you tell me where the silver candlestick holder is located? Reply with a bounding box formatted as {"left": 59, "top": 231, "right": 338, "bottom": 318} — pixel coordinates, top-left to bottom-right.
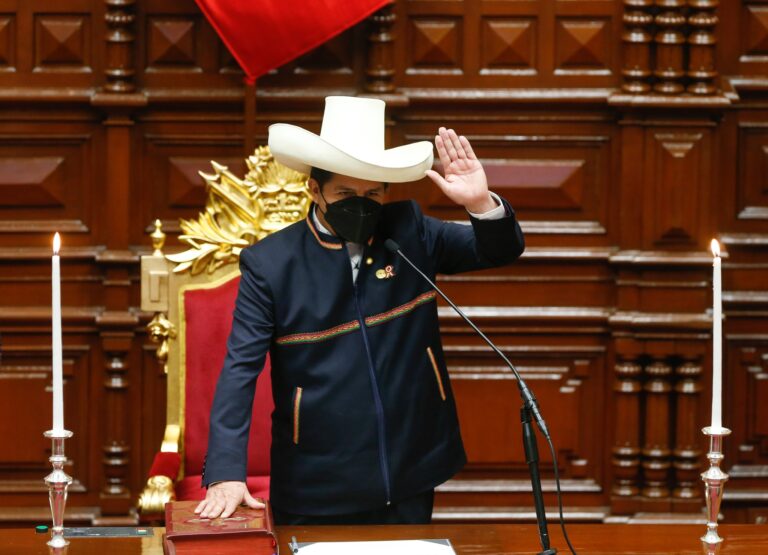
{"left": 701, "top": 426, "right": 731, "bottom": 546}
{"left": 44, "top": 429, "right": 73, "bottom": 550}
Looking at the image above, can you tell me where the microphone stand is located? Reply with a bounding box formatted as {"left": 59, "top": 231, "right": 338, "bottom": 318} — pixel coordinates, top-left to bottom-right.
{"left": 522, "top": 405, "right": 557, "bottom": 555}
{"left": 385, "top": 240, "right": 557, "bottom": 554}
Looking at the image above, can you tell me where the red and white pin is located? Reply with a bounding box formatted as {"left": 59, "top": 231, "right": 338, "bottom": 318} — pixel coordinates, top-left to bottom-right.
{"left": 375, "top": 264, "right": 395, "bottom": 279}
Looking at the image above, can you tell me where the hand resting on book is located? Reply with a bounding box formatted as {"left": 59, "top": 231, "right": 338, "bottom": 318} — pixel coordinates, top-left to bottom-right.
{"left": 194, "top": 480, "right": 265, "bottom": 519}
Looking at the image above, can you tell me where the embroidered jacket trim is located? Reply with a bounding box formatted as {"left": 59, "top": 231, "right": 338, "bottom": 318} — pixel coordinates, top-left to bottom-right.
{"left": 306, "top": 217, "right": 343, "bottom": 250}
{"left": 364, "top": 291, "right": 436, "bottom": 327}
{"left": 275, "top": 291, "right": 437, "bottom": 346}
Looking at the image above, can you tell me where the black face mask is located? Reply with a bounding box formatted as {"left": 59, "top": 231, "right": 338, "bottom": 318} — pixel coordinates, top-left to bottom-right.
{"left": 320, "top": 194, "right": 383, "bottom": 244}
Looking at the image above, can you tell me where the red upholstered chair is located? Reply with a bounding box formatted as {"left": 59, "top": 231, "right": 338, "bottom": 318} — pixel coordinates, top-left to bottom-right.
{"left": 137, "top": 147, "right": 310, "bottom": 519}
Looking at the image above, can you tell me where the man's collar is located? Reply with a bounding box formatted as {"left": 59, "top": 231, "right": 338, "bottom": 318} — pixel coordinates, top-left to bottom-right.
{"left": 312, "top": 205, "right": 332, "bottom": 236}
{"left": 307, "top": 204, "right": 344, "bottom": 250}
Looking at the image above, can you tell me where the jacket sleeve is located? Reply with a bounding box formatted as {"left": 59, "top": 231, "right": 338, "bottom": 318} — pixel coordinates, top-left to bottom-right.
{"left": 203, "top": 247, "right": 274, "bottom": 487}
{"left": 415, "top": 196, "right": 525, "bottom": 275}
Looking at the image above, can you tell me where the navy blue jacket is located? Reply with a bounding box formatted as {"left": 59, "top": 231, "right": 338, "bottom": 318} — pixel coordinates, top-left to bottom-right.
{"left": 203, "top": 198, "right": 525, "bottom": 515}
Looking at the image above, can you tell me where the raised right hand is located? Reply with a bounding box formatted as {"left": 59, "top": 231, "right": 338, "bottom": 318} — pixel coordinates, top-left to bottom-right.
{"left": 194, "top": 480, "right": 265, "bottom": 519}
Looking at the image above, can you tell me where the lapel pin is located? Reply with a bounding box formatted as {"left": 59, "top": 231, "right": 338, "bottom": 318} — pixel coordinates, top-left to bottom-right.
{"left": 376, "top": 265, "right": 395, "bottom": 279}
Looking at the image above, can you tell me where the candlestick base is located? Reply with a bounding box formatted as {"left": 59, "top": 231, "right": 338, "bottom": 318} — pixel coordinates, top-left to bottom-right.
{"left": 700, "top": 426, "right": 731, "bottom": 547}
{"left": 43, "top": 429, "right": 73, "bottom": 550}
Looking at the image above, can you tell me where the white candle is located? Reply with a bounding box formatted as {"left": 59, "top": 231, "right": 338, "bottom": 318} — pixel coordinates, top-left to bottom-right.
{"left": 711, "top": 239, "right": 722, "bottom": 429}
{"left": 52, "top": 232, "right": 64, "bottom": 432}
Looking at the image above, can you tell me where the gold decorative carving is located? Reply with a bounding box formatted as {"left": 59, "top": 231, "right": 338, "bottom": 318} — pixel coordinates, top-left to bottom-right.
{"left": 147, "top": 312, "right": 176, "bottom": 374}
{"left": 166, "top": 146, "right": 311, "bottom": 275}
{"left": 160, "top": 424, "right": 181, "bottom": 454}
{"left": 137, "top": 475, "right": 176, "bottom": 514}
{"left": 150, "top": 218, "right": 166, "bottom": 255}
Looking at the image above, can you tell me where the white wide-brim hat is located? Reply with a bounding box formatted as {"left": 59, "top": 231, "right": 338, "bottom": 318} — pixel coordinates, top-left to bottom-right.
{"left": 268, "top": 96, "right": 434, "bottom": 183}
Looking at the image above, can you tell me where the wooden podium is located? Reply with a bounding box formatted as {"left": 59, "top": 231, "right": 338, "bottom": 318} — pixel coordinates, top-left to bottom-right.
{"left": 2, "top": 524, "right": 767, "bottom": 554}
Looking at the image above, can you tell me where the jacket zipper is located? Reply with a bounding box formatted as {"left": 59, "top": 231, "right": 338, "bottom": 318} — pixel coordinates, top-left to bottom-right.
{"left": 353, "top": 280, "right": 392, "bottom": 505}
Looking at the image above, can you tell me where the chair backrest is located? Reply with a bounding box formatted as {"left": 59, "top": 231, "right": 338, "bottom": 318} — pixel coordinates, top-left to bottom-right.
{"left": 181, "top": 273, "right": 274, "bottom": 476}
{"left": 141, "top": 146, "right": 310, "bottom": 479}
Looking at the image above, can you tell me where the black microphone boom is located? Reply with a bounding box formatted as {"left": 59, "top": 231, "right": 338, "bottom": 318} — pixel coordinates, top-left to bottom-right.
{"left": 384, "top": 238, "right": 576, "bottom": 555}
{"left": 384, "top": 239, "right": 549, "bottom": 438}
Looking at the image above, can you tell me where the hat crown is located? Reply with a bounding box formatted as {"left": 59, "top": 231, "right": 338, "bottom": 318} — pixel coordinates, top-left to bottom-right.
{"left": 320, "top": 96, "right": 385, "bottom": 157}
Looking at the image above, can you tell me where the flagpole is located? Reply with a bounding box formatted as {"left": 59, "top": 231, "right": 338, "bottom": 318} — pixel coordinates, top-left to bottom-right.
{"left": 244, "top": 77, "right": 256, "bottom": 158}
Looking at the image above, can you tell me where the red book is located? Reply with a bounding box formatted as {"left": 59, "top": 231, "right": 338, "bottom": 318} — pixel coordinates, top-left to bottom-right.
{"left": 163, "top": 500, "right": 278, "bottom": 555}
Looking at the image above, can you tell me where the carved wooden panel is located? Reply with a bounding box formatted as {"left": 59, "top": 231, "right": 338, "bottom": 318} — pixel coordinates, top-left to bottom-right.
{"left": 743, "top": 5, "right": 768, "bottom": 61}
{"left": 140, "top": 0, "right": 236, "bottom": 90}
{"left": 0, "top": 158, "right": 65, "bottom": 207}
{"left": 480, "top": 18, "right": 536, "bottom": 75}
{"left": 138, "top": 129, "right": 246, "bottom": 237}
{"left": 0, "top": 130, "right": 95, "bottom": 236}
{"left": 34, "top": 15, "right": 90, "bottom": 71}
{"left": 408, "top": 17, "right": 463, "bottom": 74}
{"left": 400, "top": 125, "right": 612, "bottom": 238}
{"left": 738, "top": 124, "right": 768, "bottom": 221}
{"left": 643, "top": 129, "right": 712, "bottom": 249}
{"left": 0, "top": 15, "right": 15, "bottom": 70}
{"left": 449, "top": 344, "right": 604, "bottom": 486}
{"left": 396, "top": 0, "right": 620, "bottom": 88}
{"left": 0, "top": 343, "right": 91, "bottom": 492}
{"left": 725, "top": 2, "right": 768, "bottom": 78}
{"left": 555, "top": 18, "right": 611, "bottom": 74}
{"left": 731, "top": 345, "right": 768, "bottom": 465}
{"left": 291, "top": 32, "right": 355, "bottom": 75}
{"left": 146, "top": 16, "right": 199, "bottom": 70}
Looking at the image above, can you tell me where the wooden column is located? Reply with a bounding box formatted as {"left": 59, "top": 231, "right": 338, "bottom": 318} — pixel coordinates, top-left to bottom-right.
{"left": 687, "top": 0, "right": 719, "bottom": 95}
{"left": 654, "top": 0, "right": 687, "bottom": 94}
{"left": 641, "top": 359, "right": 673, "bottom": 510}
{"left": 672, "top": 359, "right": 704, "bottom": 511}
{"left": 92, "top": 0, "right": 145, "bottom": 515}
{"left": 93, "top": 113, "right": 142, "bottom": 513}
{"left": 365, "top": 4, "right": 396, "bottom": 93}
{"left": 622, "top": 0, "right": 654, "bottom": 93}
{"left": 104, "top": 0, "right": 136, "bottom": 93}
{"left": 611, "top": 358, "right": 643, "bottom": 514}
{"left": 98, "top": 330, "right": 133, "bottom": 511}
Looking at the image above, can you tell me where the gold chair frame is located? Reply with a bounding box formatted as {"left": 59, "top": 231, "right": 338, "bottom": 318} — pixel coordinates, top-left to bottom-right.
{"left": 138, "top": 147, "right": 310, "bottom": 515}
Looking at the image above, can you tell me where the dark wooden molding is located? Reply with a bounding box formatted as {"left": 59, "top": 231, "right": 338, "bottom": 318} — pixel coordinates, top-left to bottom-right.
{"left": 0, "top": 220, "right": 90, "bottom": 234}
{"left": 609, "top": 250, "right": 714, "bottom": 266}
{"left": 609, "top": 311, "right": 711, "bottom": 329}
{"left": 0, "top": 306, "right": 102, "bottom": 324}
{"left": 0, "top": 479, "right": 86, "bottom": 493}
{"left": 607, "top": 93, "right": 731, "bottom": 107}
{"left": 438, "top": 479, "right": 602, "bottom": 494}
{"left": 432, "top": 506, "right": 607, "bottom": 522}
{"left": 0, "top": 246, "right": 104, "bottom": 261}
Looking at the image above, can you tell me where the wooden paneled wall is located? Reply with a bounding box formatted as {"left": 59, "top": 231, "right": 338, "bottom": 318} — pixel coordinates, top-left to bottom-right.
{"left": 0, "top": 0, "right": 767, "bottom": 525}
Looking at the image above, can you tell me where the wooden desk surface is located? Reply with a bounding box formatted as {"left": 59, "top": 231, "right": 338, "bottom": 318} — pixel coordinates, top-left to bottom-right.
{"left": 1, "top": 524, "right": 766, "bottom": 554}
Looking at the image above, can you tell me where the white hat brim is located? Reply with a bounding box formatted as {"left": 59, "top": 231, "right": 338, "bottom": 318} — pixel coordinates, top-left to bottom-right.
{"left": 268, "top": 123, "right": 434, "bottom": 183}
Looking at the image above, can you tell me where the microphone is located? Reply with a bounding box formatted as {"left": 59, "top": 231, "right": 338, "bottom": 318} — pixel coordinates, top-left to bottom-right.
{"left": 386, "top": 238, "right": 571, "bottom": 555}
{"left": 384, "top": 238, "right": 550, "bottom": 439}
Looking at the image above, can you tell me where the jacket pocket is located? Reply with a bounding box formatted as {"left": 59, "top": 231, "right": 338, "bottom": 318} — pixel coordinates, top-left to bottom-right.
{"left": 426, "top": 347, "right": 446, "bottom": 401}
{"left": 292, "top": 386, "right": 303, "bottom": 445}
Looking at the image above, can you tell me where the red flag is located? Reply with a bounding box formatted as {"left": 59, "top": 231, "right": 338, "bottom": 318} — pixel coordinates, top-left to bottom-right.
{"left": 195, "top": 0, "right": 392, "bottom": 82}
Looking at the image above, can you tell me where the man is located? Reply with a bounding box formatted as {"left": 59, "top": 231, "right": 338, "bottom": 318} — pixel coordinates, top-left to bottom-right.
{"left": 195, "top": 96, "right": 525, "bottom": 524}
